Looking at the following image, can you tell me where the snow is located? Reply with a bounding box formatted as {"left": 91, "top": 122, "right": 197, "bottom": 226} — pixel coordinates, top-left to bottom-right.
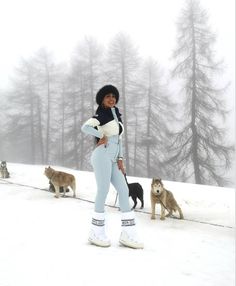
{"left": 0, "top": 163, "right": 235, "bottom": 286}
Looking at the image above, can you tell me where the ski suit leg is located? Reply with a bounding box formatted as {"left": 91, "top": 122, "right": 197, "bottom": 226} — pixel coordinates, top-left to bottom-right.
{"left": 91, "top": 145, "right": 112, "bottom": 213}
{"left": 111, "top": 163, "right": 131, "bottom": 212}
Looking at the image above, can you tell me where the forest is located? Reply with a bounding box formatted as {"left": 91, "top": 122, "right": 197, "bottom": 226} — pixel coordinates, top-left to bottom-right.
{"left": 0, "top": 0, "right": 234, "bottom": 187}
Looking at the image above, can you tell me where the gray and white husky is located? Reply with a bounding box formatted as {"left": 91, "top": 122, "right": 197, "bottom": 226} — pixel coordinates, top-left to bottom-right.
{"left": 0, "top": 161, "right": 10, "bottom": 178}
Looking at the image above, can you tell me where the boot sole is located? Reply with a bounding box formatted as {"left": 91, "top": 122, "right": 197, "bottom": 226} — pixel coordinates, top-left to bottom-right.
{"left": 88, "top": 238, "right": 111, "bottom": 247}
{"left": 119, "top": 239, "right": 144, "bottom": 249}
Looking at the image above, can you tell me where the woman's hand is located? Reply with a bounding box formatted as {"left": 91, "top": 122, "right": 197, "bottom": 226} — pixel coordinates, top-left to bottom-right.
{"left": 117, "top": 159, "right": 125, "bottom": 174}
{"left": 97, "top": 135, "right": 108, "bottom": 147}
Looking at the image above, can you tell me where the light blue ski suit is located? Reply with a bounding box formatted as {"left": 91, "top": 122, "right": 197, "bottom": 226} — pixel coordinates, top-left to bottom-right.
{"left": 81, "top": 107, "right": 130, "bottom": 213}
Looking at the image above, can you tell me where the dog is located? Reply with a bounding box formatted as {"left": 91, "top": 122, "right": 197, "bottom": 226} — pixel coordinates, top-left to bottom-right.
{"left": 151, "top": 178, "right": 183, "bottom": 220}
{"left": 125, "top": 174, "right": 144, "bottom": 210}
{"left": 44, "top": 166, "right": 76, "bottom": 198}
{"left": 0, "top": 161, "right": 10, "bottom": 178}
{"left": 48, "top": 181, "right": 70, "bottom": 194}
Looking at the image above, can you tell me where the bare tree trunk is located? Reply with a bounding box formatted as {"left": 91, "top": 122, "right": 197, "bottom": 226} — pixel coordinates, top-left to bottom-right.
{"left": 146, "top": 87, "right": 151, "bottom": 176}
{"left": 28, "top": 79, "right": 35, "bottom": 163}
{"left": 89, "top": 57, "right": 95, "bottom": 116}
{"left": 133, "top": 109, "right": 138, "bottom": 174}
{"left": 121, "top": 61, "right": 130, "bottom": 173}
{"left": 61, "top": 86, "right": 66, "bottom": 166}
{"left": 37, "top": 97, "right": 44, "bottom": 164}
{"left": 72, "top": 92, "right": 79, "bottom": 169}
{"left": 191, "top": 18, "right": 201, "bottom": 183}
{"left": 45, "top": 66, "right": 51, "bottom": 163}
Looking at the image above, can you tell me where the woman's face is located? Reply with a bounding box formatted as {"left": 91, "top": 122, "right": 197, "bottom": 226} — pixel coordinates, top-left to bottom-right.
{"left": 102, "top": 93, "right": 116, "bottom": 108}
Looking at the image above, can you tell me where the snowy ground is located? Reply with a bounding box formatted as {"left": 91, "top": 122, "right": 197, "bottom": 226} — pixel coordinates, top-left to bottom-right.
{"left": 0, "top": 163, "right": 235, "bottom": 286}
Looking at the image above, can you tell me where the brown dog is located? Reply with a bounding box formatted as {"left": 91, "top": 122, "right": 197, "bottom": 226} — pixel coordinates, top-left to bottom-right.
{"left": 44, "top": 166, "right": 76, "bottom": 198}
{"left": 151, "top": 178, "right": 183, "bottom": 220}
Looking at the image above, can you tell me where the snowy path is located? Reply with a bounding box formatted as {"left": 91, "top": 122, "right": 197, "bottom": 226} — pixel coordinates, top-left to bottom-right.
{"left": 0, "top": 163, "right": 234, "bottom": 286}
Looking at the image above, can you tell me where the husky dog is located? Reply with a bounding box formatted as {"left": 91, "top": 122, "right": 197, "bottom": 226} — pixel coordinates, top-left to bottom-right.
{"left": 151, "top": 178, "right": 183, "bottom": 220}
{"left": 44, "top": 166, "right": 76, "bottom": 198}
{"left": 0, "top": 161, "right": 10, "bottom": 178}
{"left": 124, "top": 174, "right": 144, "bottom": 209}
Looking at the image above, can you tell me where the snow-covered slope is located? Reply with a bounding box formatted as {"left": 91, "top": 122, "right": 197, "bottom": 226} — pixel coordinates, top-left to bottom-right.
{"left": 0, "top": 163, "right": 235, "bottom": 286}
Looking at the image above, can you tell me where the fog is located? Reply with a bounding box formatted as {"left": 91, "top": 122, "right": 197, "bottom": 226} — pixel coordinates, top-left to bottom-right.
{"left": 0, "top": 0, "right": 235, "bottom": 187}
{"left": 0, "top": 0, "right": 234, "bottom": 84}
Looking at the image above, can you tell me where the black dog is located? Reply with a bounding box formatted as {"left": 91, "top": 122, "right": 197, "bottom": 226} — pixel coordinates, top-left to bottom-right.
{"left": 124, "top": 174, "right": 144, "bottom": 210}
{"left": 49, "top": 181, "right": 69, "bottom": 193}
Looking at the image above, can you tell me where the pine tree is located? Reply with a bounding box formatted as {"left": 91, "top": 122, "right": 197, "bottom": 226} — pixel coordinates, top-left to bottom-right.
{"left": 169, "top": 0, "right": 234, "bottom": 186}
{"left": 106, "top": 33, "right": 140, "bottom": 174}
{"left": 138, "top": 58, "right": 175, "bottom": 178}
{"left": 67, "top": 37, "right": 104, "bottom": 170}
{"left": 5, "top": 57, "right": 39, "bottom": 163}
{"left": 33, "top": 48, "right": 59, "bottom": 164}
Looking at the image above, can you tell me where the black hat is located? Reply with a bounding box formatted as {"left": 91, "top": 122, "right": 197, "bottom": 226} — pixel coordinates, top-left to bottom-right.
{"left": 96, "top": 85, "right": 119, "bottom": 105}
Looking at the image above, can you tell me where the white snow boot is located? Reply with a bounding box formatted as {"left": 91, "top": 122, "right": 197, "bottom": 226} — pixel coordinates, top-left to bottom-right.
{"left": 88, "top": 212, "right": 111, "bottom": 247}
{"left": 119, "top": 211, "right": 144, "bottom": 249}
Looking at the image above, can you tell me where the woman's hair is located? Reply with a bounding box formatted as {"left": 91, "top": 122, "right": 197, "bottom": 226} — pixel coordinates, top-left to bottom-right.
{"left": 96, "top": 85, "right": 119, "bottom": 105}
{"left": 94, "top": 106, "right": 102, "bottom": 144}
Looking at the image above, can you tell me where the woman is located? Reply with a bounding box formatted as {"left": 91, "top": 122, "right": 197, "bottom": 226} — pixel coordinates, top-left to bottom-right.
{"left": 81, "top": 85, "right": 143, "bottom": 249}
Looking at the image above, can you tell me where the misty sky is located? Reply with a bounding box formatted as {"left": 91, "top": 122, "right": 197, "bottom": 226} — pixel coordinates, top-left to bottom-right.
{"left": 0, "top": 0, "right": 235, "bottom": 126}
{"left": 0, "top": 0, "right": 234, "bottom": 80}
{"left": 0, "top": 0, "right": 235, "bottom": 182}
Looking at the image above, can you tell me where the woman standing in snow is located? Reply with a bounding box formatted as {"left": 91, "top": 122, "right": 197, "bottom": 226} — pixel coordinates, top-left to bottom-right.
{"left": 81, "top": 85, "right": 143, "bottom": 249}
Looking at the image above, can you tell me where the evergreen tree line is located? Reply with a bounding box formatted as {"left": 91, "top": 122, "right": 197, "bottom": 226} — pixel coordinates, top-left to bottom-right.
{"left": 0, "top": 0, "right": 234, "bottom": 186}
